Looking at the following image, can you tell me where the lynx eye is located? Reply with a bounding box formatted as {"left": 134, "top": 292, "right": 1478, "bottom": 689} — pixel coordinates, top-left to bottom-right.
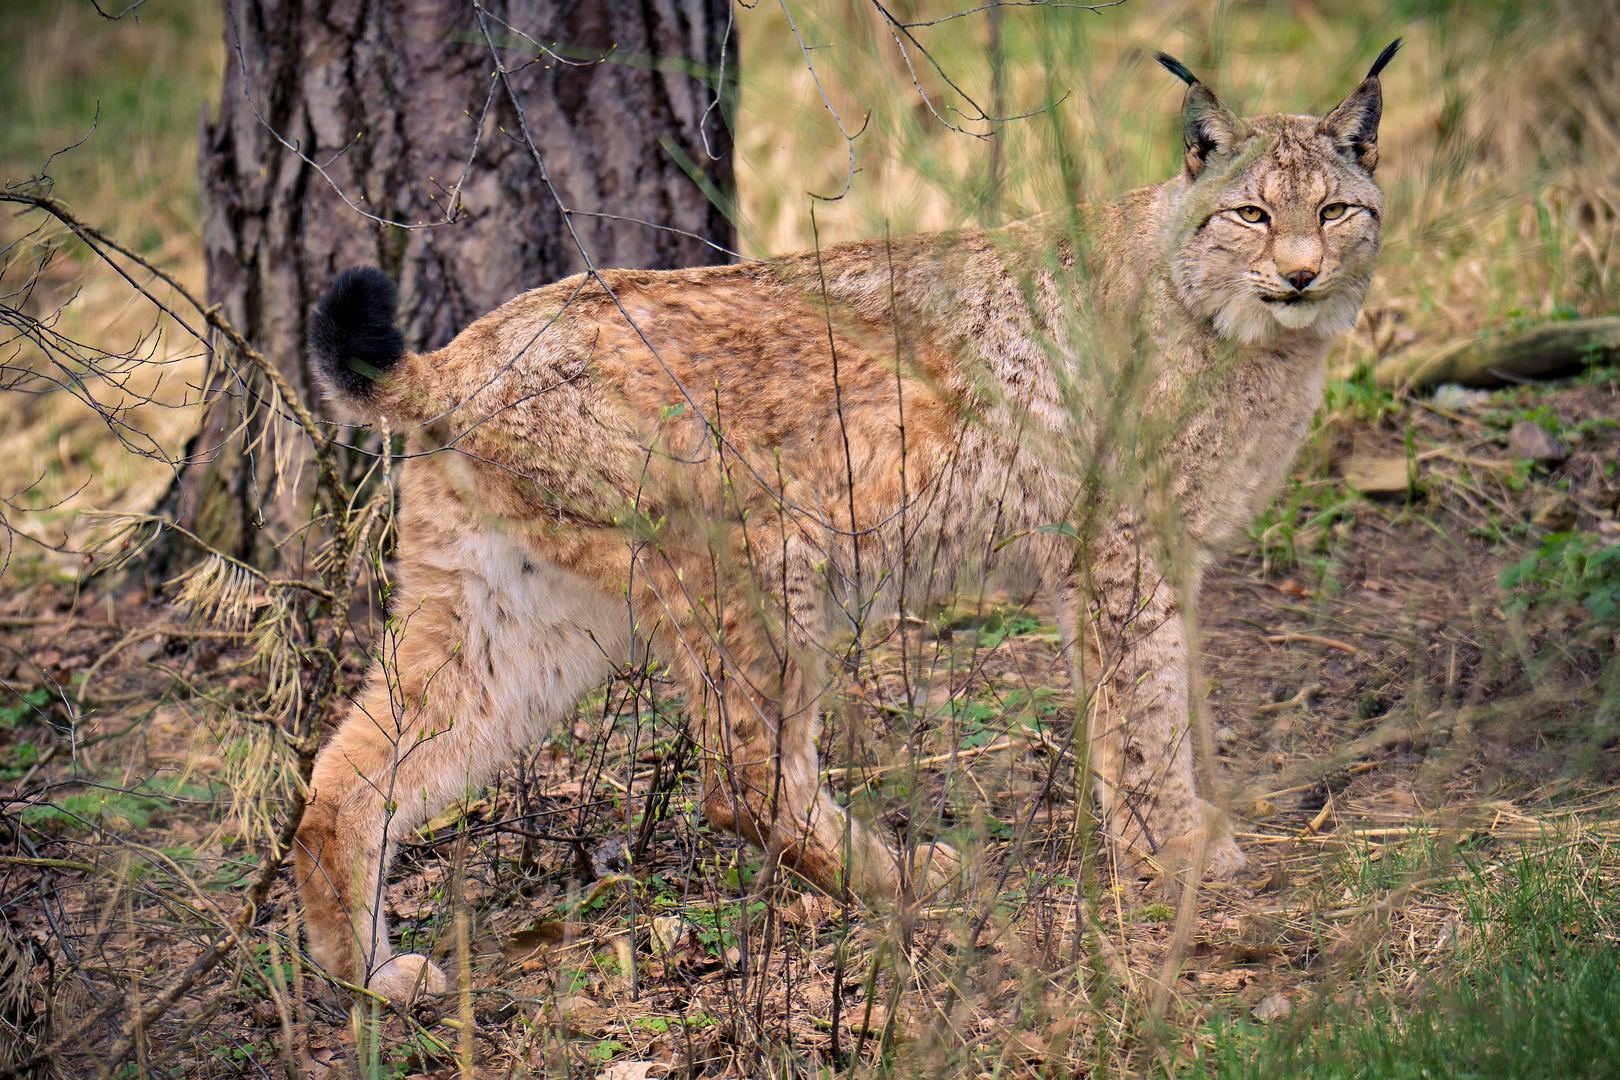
{"left": 1321, "top": 202, "right": 1349, "bottom": 221}
{"left": 1235, "top": 205, "right": 1269, "bottom": 224}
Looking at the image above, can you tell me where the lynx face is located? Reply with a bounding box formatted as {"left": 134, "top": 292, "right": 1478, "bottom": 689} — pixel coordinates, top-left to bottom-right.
{"left": 1161, "top": 49, "right": 1395, "bottom": 347}
{"left": 1173, "top": 117, "right": 1384, "bottom": 346}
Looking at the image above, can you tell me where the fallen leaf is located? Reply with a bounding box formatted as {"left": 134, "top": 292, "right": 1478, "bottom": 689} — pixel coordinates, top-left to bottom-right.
{"left": 1531, "top": 493, "right": 1577, "bottom": 529}
{"left": 1207, "top": 944, "right": 1282, "bottom": 969}
{"left": 417, "top": 795, "right": 491, "bottom": 836}
{"left": 539, "top": 779, "right": 590, "bottom": 799}
{"left": 1243, "top": 799, "right": 1279, "bottom": 821}
{"left": 1383, "top": 789, "right": 1420, "bottom": 812}
{"left": 1007, "top": 1029, "right": 1048, "bottom": 1060}
{"left": 1252, "top": 991, "right": 1291, "bottom": 1021}
{"left": 780, "top": 894, "right": 832, "bottom": 929}
{"left": 649, "top": 915, "right": 685, "bottom": 956}
{"left": 502, "top": 921, "right": 573, "bottom": 962}
{"left": 553, "top": 994, "right": 603, "bottom": 1034}
{"left": 606, "top": 933, "right": 634, "bottom": 978}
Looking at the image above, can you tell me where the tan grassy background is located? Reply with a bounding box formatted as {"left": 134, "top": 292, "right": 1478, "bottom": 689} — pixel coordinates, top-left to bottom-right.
{"left": 0, "top": 0, "right": 223, "bottom": 574}
{"left": 735, "top": 0, "right": 1617, "bottom": 333}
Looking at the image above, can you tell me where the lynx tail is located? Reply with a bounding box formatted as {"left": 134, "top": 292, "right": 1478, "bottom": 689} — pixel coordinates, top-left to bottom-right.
{"left": 309, "top": 266, "right": 407, "bottom": 405}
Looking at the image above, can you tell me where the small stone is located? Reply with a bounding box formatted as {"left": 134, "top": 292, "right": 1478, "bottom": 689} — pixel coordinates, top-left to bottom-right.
{"left": 1244, "top": 799, "right": 1279, "bottom": 821}
{"left": 1531, "top": 493, "right": 1577, "bottom": 530}
{"left": 1252, "top": 992, "right": 1292, "bottom": 1022}
{"left": 1215, "top": 726, "right": 1238, "bottom": 753}
{"left": 1508, "top": 420, "right": 1565, "bottom": 463}
{"left": 1345, "top": 453, "right": 1410, "bottom": 494}
{"left": 1432, "top": 383, "right": 1491, "bottom": 410}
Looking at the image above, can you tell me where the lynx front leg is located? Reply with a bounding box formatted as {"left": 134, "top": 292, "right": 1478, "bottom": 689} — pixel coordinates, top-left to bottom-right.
{"left": 1063, "top": 544, "right": 1243, "bottom": 885}
{"left": 694, "top": 677, "right": 956, "bottom": 902}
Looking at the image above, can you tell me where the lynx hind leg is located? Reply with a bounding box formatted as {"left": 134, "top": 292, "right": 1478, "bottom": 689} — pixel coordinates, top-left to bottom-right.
{"left": 694, "top": 690, "right": 948, "bottom": 904}
{"left": 296, "top": 650, "right": 473, "bottom": 1004}
{"left": 295, "top": 552, "right": 628, "bottom": 1003}
{"left": 683, "top": 625, "right": 873, "bottom": 898}
{"left": 650, "top": 517, "right": 960, "bottom": 908}
{"left": 1062, "top": 561, "right": 1246, "bottom": 888}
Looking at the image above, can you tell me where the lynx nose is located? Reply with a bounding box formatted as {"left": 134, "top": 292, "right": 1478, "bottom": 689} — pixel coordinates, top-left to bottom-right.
{"left": 1284, "top": 269, "right": 1317, "bottom": 292}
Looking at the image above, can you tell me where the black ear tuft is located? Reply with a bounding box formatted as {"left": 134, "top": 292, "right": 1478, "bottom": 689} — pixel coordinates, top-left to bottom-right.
{"left": 1366, "top": 38, "right": 1401, "bottom": 80}
{"left": 309, "top": 267, "right": 405, "bottom": 403}
{"left": 1319, "top": 62, "right": 1395, "bottom": 172}
{"left": 1156, "top": 52, "right": 1200, "bottom": 86}
{"left": 1179, "top": 90, "right": 1251, "bottom": 180}
{"left": 1156, "top": 50, "right": 1250, "bottom": 179}
{"left": 1318, "top": 40, "right": 1401, "bottom": 173}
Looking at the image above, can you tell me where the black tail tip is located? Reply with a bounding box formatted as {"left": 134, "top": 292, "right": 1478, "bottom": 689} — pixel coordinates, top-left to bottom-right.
{"left": 1156, "top": 52, "right": 1200, "bottom": 87}
{"left": 1367, "top": 38, "right": 1401, "bottom": 80}
{"left": 310, "top": 266, "right": 405, "bottom": 402}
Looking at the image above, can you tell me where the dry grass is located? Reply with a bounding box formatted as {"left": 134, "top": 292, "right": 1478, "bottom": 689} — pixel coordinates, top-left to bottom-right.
{"left": 736, "top": 0, "right": 1620, "bottom": 351}
{"left": 0, "top": 0, "right": 222, "bottom": 569}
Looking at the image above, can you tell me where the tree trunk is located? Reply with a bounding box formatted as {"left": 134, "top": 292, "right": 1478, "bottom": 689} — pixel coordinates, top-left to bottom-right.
{"left": 187, "top": 0, "right": 734, "bottom": 569}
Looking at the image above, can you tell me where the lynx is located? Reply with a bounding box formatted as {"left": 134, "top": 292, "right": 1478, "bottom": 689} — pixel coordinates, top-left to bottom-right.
{"left": 295, "top": 43, "right": 1399, "bottom": 1002}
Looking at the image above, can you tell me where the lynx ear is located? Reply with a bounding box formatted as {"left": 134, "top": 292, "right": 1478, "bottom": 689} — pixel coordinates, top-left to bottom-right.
{"left": 1319, "top": 39, "right": 1401, "bottom": 173}
{"left": 1157, "top": 52, "right": 1251, "bottom": 180}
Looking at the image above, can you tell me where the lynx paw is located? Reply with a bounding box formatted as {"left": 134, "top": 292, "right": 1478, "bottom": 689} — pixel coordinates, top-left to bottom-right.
{"left": 912, "top": 839, "right": 962, "bottom": 901}
{"left": 368, "top": 953, "right": 448, "bottom": 1003}
{"left": 1157, "top": 806, "right": 1247, "bottom": 893}
{"left": 1203, "top": 835, "right": 1246, "bottom": 880}
{"left": 1194, "top": 798, "right": 1247, "bottom": 879}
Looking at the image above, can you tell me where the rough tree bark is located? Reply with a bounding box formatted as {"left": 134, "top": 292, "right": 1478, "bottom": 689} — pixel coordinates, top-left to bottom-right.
{"left": 186, "top": 0, "right": 735, "bottom": 568}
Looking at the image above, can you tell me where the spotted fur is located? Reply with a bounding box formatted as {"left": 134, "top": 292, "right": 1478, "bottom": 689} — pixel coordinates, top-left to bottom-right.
{"left": 297, "top": 47, "right": 1396, "bottom": 1002}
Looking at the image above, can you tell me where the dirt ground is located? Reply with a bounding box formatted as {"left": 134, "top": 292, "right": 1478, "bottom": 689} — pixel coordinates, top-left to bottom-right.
{"left": 2, "top": 373, "right": 1618, "bottom": 1078}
